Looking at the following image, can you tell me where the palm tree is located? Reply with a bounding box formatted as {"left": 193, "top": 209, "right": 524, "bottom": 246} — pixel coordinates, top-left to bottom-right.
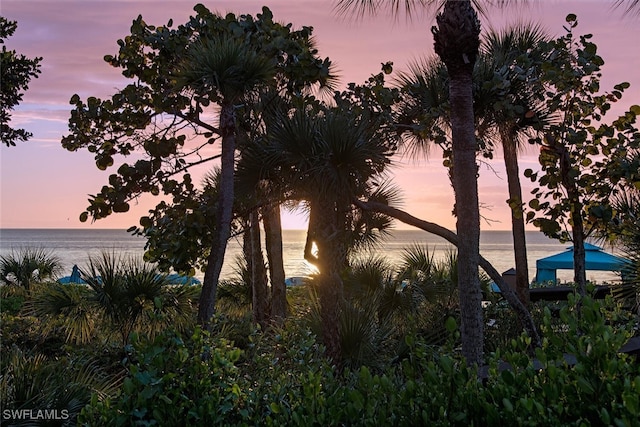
{"left": 234, "top": 91, "right": 312, "bottom": 325}
{"left": 262, "top": 201, "right": 288, "bottom": 322}
{"left": 0, "top": 248, "right": 62, "bottom": 291}
{"left": 336, "top": 0, "right": 484, "bottom": 364}
{"left": 177, "top": 37, "right": 277, "bottom": 328}
{"left": 241, "top": 208, "right": 270, "bottom": 328}
{"left": 430, "top": 0, "right": 484, "bottom": 366}
{"left": 398, "top": 23, "right": 549, "bottom": 305}
{"left": 29, "top": 252, "right": 198, "bottom": 345}
{"left": 253, "top": 98, "right": 395, "bottom": 363}
{"left": 336, "top": 1, "right": 638, "bottom": 365}
{"left": 478, "top": 24, "right": 550, "bottom": 305}
{"left": 178, "top": 10, "right": 338, "bottom": 327}
{"left": 339, "top": 0, "right": 485, "bottom": 364}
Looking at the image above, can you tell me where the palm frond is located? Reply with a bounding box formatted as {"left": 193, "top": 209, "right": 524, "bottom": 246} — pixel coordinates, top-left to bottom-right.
{"left": 394, "top": 56, "right": 450, "bottom": 157}
{"left": 344, "top": 255, "right": 394, "bottom": 296}
{"left": 0, "top": 248, "right": 62, "bottom": 290}
{"left": 177, "top": 37, "right": 276, "bottom": 102}
{"left": 396, "top": 243, "right": 437, "bottom": 279}
{"left": 481, "top": 21, "right": 549, "bottom": 59}
{"left": 28, "top": 283, "right": 98, "bottom": 344}
{"left": 613, "top": 0, "right": 640, "bottom": 16}
{"left": 333, "top": 0, "right": 438, "bottom": 21}
{"left": 1, "top": 348, "right": 121, "bottom": 423}
{"left": 339, "top": 300, "right": 395, "bottom": 370}
{"left": 332, "top": 1, "right": 535, "bottom": 24}
{"left": 395, "top": 244, "right": 459, "bottom": 303}
{"left": 476, "top": 22, "right": 554, "bottom": 152}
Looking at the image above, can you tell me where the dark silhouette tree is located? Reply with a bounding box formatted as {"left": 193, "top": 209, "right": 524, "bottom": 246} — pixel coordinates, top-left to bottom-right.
{"left": 1, "top": 17, "right": 42, "bottom": 147}
{"left": 525, "top": 15, "right": 640, "bottom": 295}
{"left": 61, "top": 6, "right": 333, "bottom": 328}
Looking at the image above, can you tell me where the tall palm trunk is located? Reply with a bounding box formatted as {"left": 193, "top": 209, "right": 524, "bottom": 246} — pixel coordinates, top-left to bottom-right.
{"left": 308, "top": 198, "right": 344, "bottom": 365}
{"left": 263, "top": 203, "right": 287, "bottom": 323}
{"left": 198, "top": 103, "right": 236, "bottom": 327}
{"left": 450, "top": 72, "right": 484, "bottom": 366}
{"left": 501, "top": 128, "right": 530, "bottom": 305}
{"left": 245, "top": 209, "right": 269, "bottom": 328}
{"left": 433, "top": 0, "right": 483, "bottom": 366}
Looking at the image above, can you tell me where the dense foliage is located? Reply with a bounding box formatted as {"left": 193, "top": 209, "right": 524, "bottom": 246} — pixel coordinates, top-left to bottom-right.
{"left": 29, "top": 252, "right": 199, "bottom": 345}
{"left": 3, "top": 4, "right": 640, "bottom": 425}
{"left": 2, "top": 245, "right": 638, "bottom": 426}
{"left": 74, "top": 296, "right": 639, "bottom": 426}
{"left": 0, "top": 17, "right": 42, "bottom": 147}
{"left": 525, "top": 14, "right": 640, "bottom": 293}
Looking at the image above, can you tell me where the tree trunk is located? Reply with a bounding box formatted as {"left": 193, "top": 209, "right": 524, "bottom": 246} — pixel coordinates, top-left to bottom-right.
{"left": 450, "top": 72, "right": 483, "bottom": 365}
{"left": 263, "top": 203, "right": 287, "bottom": 323}
{"left": 198, "top": 103, "right": 236, "bottom": 328}
{"left": 354, "top": 199, "right": 542, "bottom": 349}
{"left": 304, "top": 203, "right": 321, "bottom": 265}
{"left": 433, "top": 0, "right": 483, "bottom": 366}
{"left": 572, "top": 203, "right": 587, "bottom": 296}
{"left": 559, "top": 143, "right": 587, "bottom": 295}
{"left": 309, "top": 199, "right": 343, "bottom": 365}
{"left": 245, "top": 209, "right": 268, "bottom": 328}
{"left": 502, "top": 128, "right": 530, "bottom": 305}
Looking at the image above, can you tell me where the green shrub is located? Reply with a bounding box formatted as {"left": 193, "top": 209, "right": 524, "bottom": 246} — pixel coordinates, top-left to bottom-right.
{"left": 251, "top": 295, "right": 639, "bottom": 426}
{"left": 0, "top": 293, "right": 25, "bottom": 316}
{"left": 78, "top": 295, "right": 640, "bottom": 426}
{"left": 0, "top": 248, "right": 62, "bottom": 291}
{"left": 29, "top": 253, "right": 198, "bottom": 346}
{"left": 1, "top": 347, "right": 120, "bottom": 426}
{"left": 79, "top": 327, "right": 245, "bottom": 426}
{"left": 473, "top": 295, "right": 640, "bottom": 426}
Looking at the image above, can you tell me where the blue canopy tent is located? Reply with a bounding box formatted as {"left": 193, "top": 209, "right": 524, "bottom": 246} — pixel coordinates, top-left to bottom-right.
{"left": 58, "top": 265, "right": 87, "bottom": 284}
{"left": 165, "top": 274, "right": 201, "bottom": 285}
{"left": 535, "top": 242, "right": 631, "bottom": 283}
{"left": 58, "top": 266, "right": 200, "bottom": 285}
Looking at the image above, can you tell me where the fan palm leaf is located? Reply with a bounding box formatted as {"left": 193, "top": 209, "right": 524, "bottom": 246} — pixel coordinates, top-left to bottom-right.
{"left": 1, "top": 347, "right": 121, "bottom": 425}
{"left": 0, "top": 248, "right": 62, "bottom": 291}
{"left": 339, "top": 300, "right": 395, "bottom": 370}
{"left": 30, "top": 252, "right": 196, "bottom": 345}
{"left": 28, "top": 284, "right": 98, "bottom": 344}
{"left": 177, "top": 37, "right": 277, "bottom": 102}
{"left": 395, "top": 56, "right": 450, "bottom": 156}
{"left": 344, "top": 255, "right": 394, "bottom": 296}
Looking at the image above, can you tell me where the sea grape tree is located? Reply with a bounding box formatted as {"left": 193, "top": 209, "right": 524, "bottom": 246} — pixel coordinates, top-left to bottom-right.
{"left": 525, "top": 14, "right": 640, "bottom": 294}
{"left": 1, "top": 17, "right": 42, "bottom": 147}
{"left": 61, "top": 4, "right": 333, "bottom": 326}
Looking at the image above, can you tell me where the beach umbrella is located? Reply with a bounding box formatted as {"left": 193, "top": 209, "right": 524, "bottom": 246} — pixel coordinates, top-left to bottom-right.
{"left": 165, "top": 274, "right": 201, "bottom": 286}
{"left": 58, "top": 264, "right": 86, "bottom": 284}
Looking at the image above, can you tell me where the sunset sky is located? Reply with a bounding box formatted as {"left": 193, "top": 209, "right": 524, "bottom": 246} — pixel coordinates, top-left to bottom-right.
{"left": 1, "top": 0, "right": 639, "bottom": 231}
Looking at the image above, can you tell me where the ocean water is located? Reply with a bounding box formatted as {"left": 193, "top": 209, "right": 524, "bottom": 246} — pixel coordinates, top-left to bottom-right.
{"left": 0, "top": 228, "right": 622, "bottom": 284}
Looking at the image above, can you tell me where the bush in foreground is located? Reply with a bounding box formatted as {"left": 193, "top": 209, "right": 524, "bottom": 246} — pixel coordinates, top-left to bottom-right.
{"left": 78, "top": 327, "right": 245, "bottom": 426}
{"left": 0, "top": 248, "right": 62, "bottom": 291}
{"left": 77, "top": 296, "right": 640, "bottom": 426}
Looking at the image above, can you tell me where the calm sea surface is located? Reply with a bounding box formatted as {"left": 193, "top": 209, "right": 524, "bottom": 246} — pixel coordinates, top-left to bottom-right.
{"left": 0, "top": 228, "right": 622, "bottom": 283}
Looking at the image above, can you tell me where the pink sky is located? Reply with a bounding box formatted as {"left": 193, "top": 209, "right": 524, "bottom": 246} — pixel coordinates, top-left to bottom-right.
{"left": 1, "top": 0, "right": 638, "bottom": 231}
